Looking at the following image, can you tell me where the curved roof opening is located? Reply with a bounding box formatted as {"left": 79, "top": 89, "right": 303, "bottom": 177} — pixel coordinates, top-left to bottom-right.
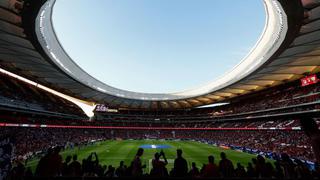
{"left": 52, "top": 0, "right": 265, "bottom": 94}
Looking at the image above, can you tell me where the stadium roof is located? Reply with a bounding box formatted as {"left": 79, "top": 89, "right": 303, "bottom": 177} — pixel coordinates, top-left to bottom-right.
{"left": 0, "top": 0, "right": 320, "bottom": 110}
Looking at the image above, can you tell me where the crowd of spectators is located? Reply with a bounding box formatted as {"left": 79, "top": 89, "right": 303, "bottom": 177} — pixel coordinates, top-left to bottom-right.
{"left": 210, "top": 82, "right": 320, "bottom": 116}
{"left": 0, "top": 71, "right": 319, "bottom": 124}
{"left": 97, "top": 80, "right": 320, "bottom": 122}
{"left": 7, "top": 146, "right": 320, "bottom": 179}
{"left": 98, "top": 104, "right": 320, "bottom": 122}
{"left": 0, "top": 57, "right": 319, "bottom": 179}
{"left": 1, "top": 125, "right": 315, "bottom": 163}
{"left": 2, "top": 115, "right": 319, "bottom": 130}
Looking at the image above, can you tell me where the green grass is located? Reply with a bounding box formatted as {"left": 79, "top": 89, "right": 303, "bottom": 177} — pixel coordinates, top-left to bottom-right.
{"left": 26, "top": 139, "right": 273, "bottom": 174}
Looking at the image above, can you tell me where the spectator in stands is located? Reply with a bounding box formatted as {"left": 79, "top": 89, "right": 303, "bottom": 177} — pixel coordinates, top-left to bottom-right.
{"left": 280, "top": 153, "right": 296, "bottom": 179}
{"left": 188, "top": 162, "right": 200, "bottom": 177}
{"left": 255, "top": 155, "right": 268, "bottom": 178}
{"left": 234, "top": 163, "right": 246, "bottom": 178}
{"left": 201, "top": 155, "right": 219, "bottom": 177}
{"left": 33, "top": 146, "right": 63, "bottom": 177}
{"left": 150, "top": 151, "right": 168, "bottom": 177}
{"left": 313, "top": 162, "right": 320, "bottom": 178}
{"left": 115, "top": 161, "right": 126, "bottom": 177}
{"left": 104, "top": 165, "right": 115, "bottom": 178}
{"left": 131, "top": 148, "right": 146, "bottom": 177}
{"left": 61, "top": 155, "right": 71, "bottom": 176}
{"left": 69, "top": 155, "right": 82, "bottom": 177}
{"left": 265, "top": 162, "right": 275, "bottom": 178}
{"left": 274, "top": 161, "right": 284, "bottom": 178}
{"left": 294, "top": 159, "right": 312, "bottom": 179}
{"left": 98, "top": 165, "right": 107, "bottom": 177}
{"left": 219, "top": 152, "right": 234, "bottom": 178}
{"left": 82, "top": 152, "right": 99, "bottom": 176}
{"left": 8, "top": 161, "right": 25, "bottom": 180}
{"left": 246, "top": 162, "right": 256, "bottom": 177}
{"left": 35, "top": 148, "right": 53, "bottom": 177}
{"left": 171, "top": 149, "right": 188, "bottom": 177}
{"left": 47, "top": 146, "right": 63, "bottom": 177}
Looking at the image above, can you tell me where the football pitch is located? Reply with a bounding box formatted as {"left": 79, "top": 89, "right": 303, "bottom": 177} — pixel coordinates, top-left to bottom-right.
{"left": 26, "top": 140, "right": 271, "bottom": 173}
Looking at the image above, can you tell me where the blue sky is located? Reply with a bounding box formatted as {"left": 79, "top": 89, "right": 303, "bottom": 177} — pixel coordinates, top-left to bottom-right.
{"left": 53, "top": 0, "right": 265, "bottom": 93}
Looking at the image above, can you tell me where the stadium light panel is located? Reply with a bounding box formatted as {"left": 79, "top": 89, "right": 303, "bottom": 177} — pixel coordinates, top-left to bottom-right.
{"left": 196, "top": 102, "right": 230, "bottom": 108}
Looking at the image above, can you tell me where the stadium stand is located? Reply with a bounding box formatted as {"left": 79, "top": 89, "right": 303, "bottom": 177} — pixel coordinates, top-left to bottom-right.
{"left": 1, "top": 127, "right": 314, "bottom": 162}
{"left": 0, "top": 72, "right": 86, "bottom": 118}
{"left": 1, "top": 116, "right": 319, "bottom": 130}
{"left": 0, "top": 76, "right": 319, "bottom": 179}
{"left": 93, "top": 78, "right": 320, "bottom": 124}
{"left": 1, "top": 0, "right": 320, "bottom": 179}
{"left": 1, "top": 127, "right": 319, "bottom": 178}
{"left": 0, "top": 71, "right": 319, "bottom": 180}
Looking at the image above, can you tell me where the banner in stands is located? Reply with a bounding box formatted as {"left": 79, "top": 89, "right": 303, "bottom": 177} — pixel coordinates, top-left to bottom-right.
{"left": 300, "top": 74, "right": 318, "bottom": 87}
{"left": 94, "top": 104, "right": 118, "bottom": 113}
{"left": 0, "top": 137, "right": 14, "bottom": 180}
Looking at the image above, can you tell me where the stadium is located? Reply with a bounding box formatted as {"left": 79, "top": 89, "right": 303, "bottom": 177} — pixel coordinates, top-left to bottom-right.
{"left": 0, "top": 0, "right": 320, "bottom": 179}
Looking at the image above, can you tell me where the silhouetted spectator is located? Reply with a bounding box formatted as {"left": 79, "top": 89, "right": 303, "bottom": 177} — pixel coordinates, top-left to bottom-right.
{"left": 131, "top": 148, "right": 146, "bottom": 177}
{"left": 199, "top": 163, "right": 206, "bottom": 175}
{"left": 35, "top": 148, "right": 53, "bottom": 177}
{"left": 8, "top": 161, "right": 25, "bottom": 180}
{"left": 312, "top": 162, "right": 320, "bottom": 178}
{"left": 105, "top": 165, "right": 115, "bottom": 178}
{"left": 125, "top": 162, "right": 133, "bottom": 176}
{"left": 150, "top": 151, "right": 168, "bottom": 177}
{"left": 188, "top": 162, "right": 200, "bottom": 177}
{"left": 172, "top": 149, "right": 188, "bottom": 177}
{"left": 61, "top": 155, "right": 71, "bottom": 176}
{"left": 246, "top": 162, "right": 256, "bottom": 177}
{"left": 95, "top": 164, "right": 105, "bottom": 177}
{"left": 235, "top": 163, "right": 246, "bottom": 178}
{"left": 294, "top": 159, "right": 311, "bottom": 179}
{"left": 69, "top": 154, "right": 82, "bottom": 176}
{"left": 47, "top": 146, "right": 62, "bottom": 177}
{"left": 280, "top": 153, "right": 296, "bottom": 178}
{"left": 202, "top": 155, "right": 219, "bottom": 177}
{"left": 274, "top": 161, "right": 284, "bottom": 178}
{"left": 255, "top": 155, "right": 268, "bottom": 178}
{"left": 265, "top": 162, "right": 275, "bottom": 178}
{"left": 115, "top": 161, "right": 126, "bottom": 177}
{"left": 83, "top": 152, "right": 99, "bottom": 176}
{"left": 219, "top": 152, "right": 234, "bottom": 177}
{"left": 100, "top": 165, "right": 107, "bottom": 177}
